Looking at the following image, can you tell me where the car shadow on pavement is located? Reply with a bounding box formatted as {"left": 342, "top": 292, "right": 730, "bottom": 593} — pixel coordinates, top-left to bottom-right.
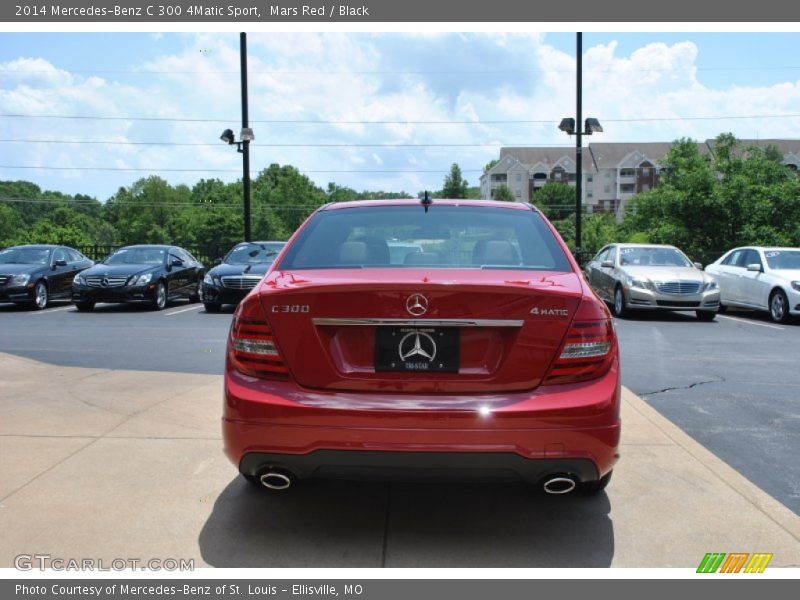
{"left": 199, "top": 477, "right": 614, "bottom": 568}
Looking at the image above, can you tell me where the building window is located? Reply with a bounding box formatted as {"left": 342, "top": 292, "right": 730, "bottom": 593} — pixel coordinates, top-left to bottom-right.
{"left": 620, "top": 184, "right": 635, "bottom": 193}
{"left": 605, "top": 172, "right": 610, "bottom": 178}
{"left": 554, "top": 172, "right": 562, "bottom": 180}
{"left": 516, "top": 173, "right": 522, "bottom": 182}
{"left": 587, "top": 192, "right": 593, "bottom": 198}
{"left": 604, "top": 185, "right": 611, "bottom": 194}
{"left": 515, "top": 189, "right": 521, "bottom": 198}
{"left": 491, "top": 174, "right": 507, "bottom": 182}
{"left": 587, "top": 174, "right": 593, "bottom": 182}
{"left": 620, "top": 168, "right": 635, "bottom": 178}
{"left": 642, "top": 167, "right": 650, "bottom": 176}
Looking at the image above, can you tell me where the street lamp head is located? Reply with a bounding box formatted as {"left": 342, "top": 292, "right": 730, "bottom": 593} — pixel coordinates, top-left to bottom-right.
{"left": 558, "top": 118, "right": 576, "bottom": 135}
{"left": 220, "top": 129, "right": 236, "bottom": 144}
{"left": 585, "top": 118, "right": 603, "bottom": 134}
{"left": 240, "top": 127, "right": 255, "bottom": 142}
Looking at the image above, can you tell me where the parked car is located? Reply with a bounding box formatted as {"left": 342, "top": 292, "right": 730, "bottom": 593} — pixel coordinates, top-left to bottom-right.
{"left": 202, "top": 241, "right": 285, "bottom": 312}
{"left": 71, "top": 245, "right": 204, "bottom": 311}
{"left": 585, "top": 243, "right": 719, "bottom": 320}
{"left": 0, "top": 245, "right": 93, "bottom": 309}
{"left": 705, "top": 246, "right": 800, "bottom": 323}
{"left": 223, "top": 199, "right": 620, "bottom": 495}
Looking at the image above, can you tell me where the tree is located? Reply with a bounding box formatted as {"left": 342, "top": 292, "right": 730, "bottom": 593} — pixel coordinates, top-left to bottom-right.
{"left": 533, "top": 183, "right": 576, "bottom": 219}
{"left": 493, "top": 185, "right": 515, "bottom": 202}
{"left": 483, "top": 159, "right": 499, "bottom": 173}
{"left": 441, "top": 163, "right": 469, "bottom": 199}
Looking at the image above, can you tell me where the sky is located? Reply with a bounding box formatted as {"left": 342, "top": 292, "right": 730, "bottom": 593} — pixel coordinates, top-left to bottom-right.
{"left": 1, "top": 32, "right": 799, "bottom": 201}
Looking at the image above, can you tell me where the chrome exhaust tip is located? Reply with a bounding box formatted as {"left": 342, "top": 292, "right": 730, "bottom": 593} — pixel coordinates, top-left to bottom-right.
{"left": 542, "top": 476, "right": 577, "bottom": 495}
{"left": 259, "top": 471, "right": 293, "bottom": 491}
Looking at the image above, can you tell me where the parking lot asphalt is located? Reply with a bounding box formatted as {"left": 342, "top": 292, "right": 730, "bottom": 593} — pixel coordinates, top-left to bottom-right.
{"left": 0, "top": 351, "right": 797, "bottom": 568}
{"left": 614, "top": 309, "right": 800, "bottom": 514}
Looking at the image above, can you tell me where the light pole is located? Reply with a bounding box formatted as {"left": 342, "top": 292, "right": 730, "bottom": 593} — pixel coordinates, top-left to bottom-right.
{"left": 219, "top": 32, "right": 254, "bottom": 242}
{"left": 559, "top": 32, "right": 602, "bottom": 258}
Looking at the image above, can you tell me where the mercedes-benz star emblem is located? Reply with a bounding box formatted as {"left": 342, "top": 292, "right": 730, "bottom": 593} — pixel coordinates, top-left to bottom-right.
{"left": 405, "top": 293, "right": 429, "bottom": 316}
{"left": 101, "top": 277, "right": 109, "bottom": 287}
{"left": 398, "top": 331, "right": 437, "bottom": 363}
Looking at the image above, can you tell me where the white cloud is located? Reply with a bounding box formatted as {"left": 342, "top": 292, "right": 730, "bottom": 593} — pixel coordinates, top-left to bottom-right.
{"left": 1, "top": 33, "right": 799, "bottom": 201}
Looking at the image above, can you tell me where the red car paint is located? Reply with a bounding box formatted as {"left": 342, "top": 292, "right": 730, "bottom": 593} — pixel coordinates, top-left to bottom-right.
{"left": 223, "top": 200, "right": 620, "bottom": 487}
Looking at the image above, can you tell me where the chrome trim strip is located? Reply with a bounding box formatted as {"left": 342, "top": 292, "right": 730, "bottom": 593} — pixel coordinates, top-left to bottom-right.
{"left": 312, "top": 318, "right": 524, "bottom": 328}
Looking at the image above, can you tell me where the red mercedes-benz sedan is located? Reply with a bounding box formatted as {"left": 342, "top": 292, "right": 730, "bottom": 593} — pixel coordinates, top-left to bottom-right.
{"left": 223, "top": 199, "right": 620, "bottom": 495}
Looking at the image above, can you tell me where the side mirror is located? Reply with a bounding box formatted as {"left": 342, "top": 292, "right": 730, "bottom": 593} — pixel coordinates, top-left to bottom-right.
{"left": 171, "top": 258, "right": 183, "bottom": 267}
{"left": 53, "top": 259, "right": 67, "bottom": 267}
{"left": 601, "top": 260, "right": 614, "bottom": 268}
{"left": 693, "top": 262, "right": 703, "bottom": 270}
{"left": 213, "top": 258, "right": 222, "bottom": 265}
{"left": 746, "top": 263, "right": 763, "bottom": 272}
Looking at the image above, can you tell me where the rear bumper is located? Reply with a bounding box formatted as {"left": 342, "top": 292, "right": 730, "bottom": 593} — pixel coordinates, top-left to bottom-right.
{"left": 223, "top": 361, "right": 621, "bottom": 483}
{"left": 239, "top": 451, "right": 600, "bottom": 483}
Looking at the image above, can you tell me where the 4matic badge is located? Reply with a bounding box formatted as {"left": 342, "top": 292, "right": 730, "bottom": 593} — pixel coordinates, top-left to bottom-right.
{"left": 530, "top": 307, "right": 570, "bottom": 317}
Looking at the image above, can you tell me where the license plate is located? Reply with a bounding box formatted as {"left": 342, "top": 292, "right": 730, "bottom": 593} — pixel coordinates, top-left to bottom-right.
{"left": 375, "top": 327, "right": 460, "bottom": 373}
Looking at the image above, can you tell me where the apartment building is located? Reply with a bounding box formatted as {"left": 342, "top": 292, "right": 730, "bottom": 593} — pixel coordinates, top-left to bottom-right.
{"left": 480, "top": 139, "right": 800, "bottom": 219}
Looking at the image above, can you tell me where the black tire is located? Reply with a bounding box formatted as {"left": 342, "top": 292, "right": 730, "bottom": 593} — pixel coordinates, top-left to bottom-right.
{"left": 151, "top": 281, "right": 167, "bottom": 311}
{"left": 580, "top": 470, "right": 613, "bottom": 495}
{"left": 75, "top": 301, "right": 95, "bottom": 312}
{"left": 769, "top": 289, "right": 790, "bottom": 323}
{"left": 204, "top": 302, "right": 222, "bottom": 313}
{"left": 696, "top": 310, "right": 716, "bottom": 321}
{"left": 717, "top": 303, "right": 728, "bottom": 314}
{"left": 33, "top": 280, "right": 49, "bottom": 310}
{"left": 612, "top": 285, "right": 627, "bottom": 318}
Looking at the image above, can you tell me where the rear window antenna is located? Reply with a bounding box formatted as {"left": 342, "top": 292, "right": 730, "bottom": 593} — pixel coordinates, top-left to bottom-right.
{"left": 421, "top": 190, "right": 433, "bottom": 213}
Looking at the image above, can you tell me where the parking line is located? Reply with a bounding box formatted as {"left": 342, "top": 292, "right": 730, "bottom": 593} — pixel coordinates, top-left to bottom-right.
{"left": 28, "top": 305, "right": 74, "bottom": 315}
{"left": 163, "top": 305, "right": 203, "bottom": 316}
{"left": 717, "top": 315, "right": 784, "bottom": 331}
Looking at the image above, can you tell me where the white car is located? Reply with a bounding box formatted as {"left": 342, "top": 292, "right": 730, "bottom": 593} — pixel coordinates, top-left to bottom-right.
{"left": 705, "top": 247, "right": 800, "bottom": 323}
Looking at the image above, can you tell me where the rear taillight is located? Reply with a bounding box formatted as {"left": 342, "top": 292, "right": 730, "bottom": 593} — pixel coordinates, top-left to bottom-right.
{"left": 544, "top": 319, "right": 616, "bottom": 385}
{"left": 228, "top": 299, "right": 289, "bottom": 380}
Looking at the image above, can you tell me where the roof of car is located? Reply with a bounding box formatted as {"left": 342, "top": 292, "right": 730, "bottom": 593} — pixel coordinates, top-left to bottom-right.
{"left": 4, "top": 244, "right": 60, "bottom": 250}
{"left": 319, "top": 199, "right": 534, "bottom": 211}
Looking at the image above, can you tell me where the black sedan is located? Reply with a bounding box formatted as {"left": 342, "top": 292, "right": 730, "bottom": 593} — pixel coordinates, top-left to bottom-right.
{"left": 0, "top": 245, "right": 94, "bottom": 309}
{"left": 202, "top": 241, "right": 285, "bottom": 312}
{"left": 72, "top": 245, "right": 204, "bottom": 311}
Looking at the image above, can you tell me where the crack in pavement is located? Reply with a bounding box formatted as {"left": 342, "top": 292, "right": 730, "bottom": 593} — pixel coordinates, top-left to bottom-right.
{"left": 640, "top": 376, "right": 725, "bottom": 397}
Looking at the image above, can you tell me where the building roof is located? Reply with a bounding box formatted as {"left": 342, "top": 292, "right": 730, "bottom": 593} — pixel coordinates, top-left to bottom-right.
{"left": 587, "top": 142, "right": 704, "bottom": 169}
{"left": 498, "top": 147, "right": 594, "bottom": 171}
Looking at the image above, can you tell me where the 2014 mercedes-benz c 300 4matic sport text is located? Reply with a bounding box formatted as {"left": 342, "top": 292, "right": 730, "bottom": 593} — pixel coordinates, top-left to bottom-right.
{"left": 223, "top": 199, "right": 620, "bottom": 495}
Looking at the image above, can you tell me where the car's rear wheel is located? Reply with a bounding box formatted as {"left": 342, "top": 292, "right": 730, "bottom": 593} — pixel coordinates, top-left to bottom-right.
{"left": 75, "top": 301, "right": 95, "bottom": 312}
{"left": 33, "top": 281, "right": 49, "bottom": 310}
{"left": 151, "top": 281, "right": 167, "bottom": 311}
{"left": 612, "top": 286, "right": 627, "bottom": 318}
{"left": 580, "top": 470, "right": 613, "bottom": 495}
{"left": 717, "top": 303, "right": 728, "bottom": 313}
{"left": 769, "top": 289, "right": 790, "bottom": 323}
{"left": 696, "top": 310, "right": 716, "bottom": 321}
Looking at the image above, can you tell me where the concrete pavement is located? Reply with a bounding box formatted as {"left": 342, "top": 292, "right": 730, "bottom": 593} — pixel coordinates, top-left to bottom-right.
{"left": 0, "top": 351, "right": 798, "bottom": 568}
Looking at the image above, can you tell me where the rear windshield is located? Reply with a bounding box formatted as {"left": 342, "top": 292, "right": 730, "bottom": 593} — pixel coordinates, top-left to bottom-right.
{"left": 278, "top": 205, "right": 571, "bottom": 272}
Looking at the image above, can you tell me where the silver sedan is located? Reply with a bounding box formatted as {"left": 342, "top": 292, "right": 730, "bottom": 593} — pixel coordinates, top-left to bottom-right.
{"left": 585, "top": 243, "right": 720, "bottom": 320}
